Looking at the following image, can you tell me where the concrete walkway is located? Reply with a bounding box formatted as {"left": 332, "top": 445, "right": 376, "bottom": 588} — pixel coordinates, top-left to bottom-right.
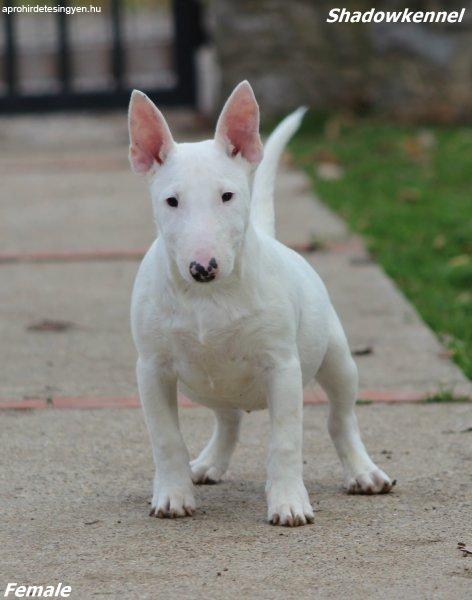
{"left": 1, "top": 113, "right": 471, "bottom": 598}
{"left": 2, "top": 404, "right": 472, "bottom": 598}
{"left": 0, "top": 112, "right": 470, "bottom": 402}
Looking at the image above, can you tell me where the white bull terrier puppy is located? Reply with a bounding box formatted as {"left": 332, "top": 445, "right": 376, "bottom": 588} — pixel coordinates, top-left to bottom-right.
{"left": 128, "top": 81, "right": 393, "bottom": 527}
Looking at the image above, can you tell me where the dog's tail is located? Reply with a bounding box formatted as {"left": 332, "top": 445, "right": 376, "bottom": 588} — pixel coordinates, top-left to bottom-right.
{"left": 251, "top": 107, "right": 307, "bottom": 237}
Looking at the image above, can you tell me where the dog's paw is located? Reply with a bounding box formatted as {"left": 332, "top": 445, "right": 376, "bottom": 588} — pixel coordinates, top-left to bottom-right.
{"left": 266, "top": 479, "right": 315, "bottom": 527}
{"left": 149, "top": 487, "right": 196, "bottom": 518}
{"left": 190, "top": 456, "right": 227, "bottom": 485}
{"left": 345, "top": 467, "right": 395, "bottom": 495}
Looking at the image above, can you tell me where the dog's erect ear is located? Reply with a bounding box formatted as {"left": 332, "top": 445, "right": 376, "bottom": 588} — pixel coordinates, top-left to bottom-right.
{"left": 215, "top": 81, "right": 263, "bottom": 165}
{"left": 128, "top": 90, "right": 175, "bottom": 174}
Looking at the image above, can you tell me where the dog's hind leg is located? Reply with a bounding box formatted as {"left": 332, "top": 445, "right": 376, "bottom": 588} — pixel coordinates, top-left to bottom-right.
{"left": 190, "top": 408, "right": 242, "bottom": 484}
{"left": 316, "top": 310, "right": 394, "bottom": 494}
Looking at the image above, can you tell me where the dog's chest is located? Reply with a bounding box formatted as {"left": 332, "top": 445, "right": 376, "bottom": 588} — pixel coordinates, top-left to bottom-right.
{"left": 167, "top": 300, "right": 268, "bottom": 404}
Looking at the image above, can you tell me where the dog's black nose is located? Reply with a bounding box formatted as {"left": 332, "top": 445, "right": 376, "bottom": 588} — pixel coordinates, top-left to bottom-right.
{"left": 189, "top": 258, "right": 218, "bottom": 283}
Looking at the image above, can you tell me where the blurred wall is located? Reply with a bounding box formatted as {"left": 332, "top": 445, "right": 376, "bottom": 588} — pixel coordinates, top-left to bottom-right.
{"left": 210, "top": 0, "right": 472, "bottom": 122}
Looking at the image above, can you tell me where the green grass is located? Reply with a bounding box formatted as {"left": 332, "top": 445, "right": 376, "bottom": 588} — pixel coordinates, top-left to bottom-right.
{"left": 289, "top": 115, "right": 472, "bottom": 379}
{"left": 422, "top": 390, "right": 470, "bottom": 403}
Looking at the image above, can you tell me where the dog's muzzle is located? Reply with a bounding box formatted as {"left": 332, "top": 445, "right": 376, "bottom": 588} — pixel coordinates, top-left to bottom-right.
{"left": 189, "top": 258, "right": 218, "bottom": 283}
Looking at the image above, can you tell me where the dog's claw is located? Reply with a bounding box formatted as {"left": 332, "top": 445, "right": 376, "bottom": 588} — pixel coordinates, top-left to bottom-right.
{"left": 346, "top": 467, "right": 394, "bottom": 495}
{"left": 150, "top": 488, "right": 196, "bottom": 519}
{"left": 269, "top": 511, "right": 313, "bottom": 527}
{"left": 152, "top": 506, "right": 194, "bottom": 519}
{"left": 267, "top": 480, "right": 315, "bottom": 527}
{"left": 190, "top": 459, "right": 226, "bottom": 485}
{"left": 198, "top": 476, "right": 218, "bottom": 485}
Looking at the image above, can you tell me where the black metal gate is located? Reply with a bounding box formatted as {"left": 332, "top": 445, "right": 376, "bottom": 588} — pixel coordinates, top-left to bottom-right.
{"left": 0, "top": 0, "right": 204, "bottom": 113}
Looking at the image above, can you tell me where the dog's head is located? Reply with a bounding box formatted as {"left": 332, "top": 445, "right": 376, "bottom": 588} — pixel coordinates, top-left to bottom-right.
{"left": 128, "top": 81, "right": 263, "bottom": 285}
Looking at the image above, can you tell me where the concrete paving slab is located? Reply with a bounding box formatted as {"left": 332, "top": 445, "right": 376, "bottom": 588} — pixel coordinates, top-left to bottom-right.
{"left": 0, "top": 160, "right": 321, "bottom": 256}
{"left": 1, "top": 251, "right": 469, "bottom": 401}
{"left": 1, "top": 166, "right": 154, "bottom": 254}
{"left": 0, "top": 110, "right": 200, "bottom": 155}
{"left": 274, "top": 168, "right": 348, "bottom": 244}
{"left": 0, "top": 262, "right": 138, "bottom": 399}
{"left": 1, "top": 403, "right": 471, "bottom": 599}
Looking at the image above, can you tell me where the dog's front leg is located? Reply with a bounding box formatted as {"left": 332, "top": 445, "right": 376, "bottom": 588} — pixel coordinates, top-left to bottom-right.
{"left": 137, "top": 356, "right": 195, "bottom": 518}
{"left": 266, "top": 355, "right": 314, "bottom": 527}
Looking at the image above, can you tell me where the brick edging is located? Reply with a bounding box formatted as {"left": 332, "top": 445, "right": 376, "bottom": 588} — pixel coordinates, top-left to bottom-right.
{"left": 0, "top": 249, "right": 147, "bottom": 265}
{"left": 1, "top": 389, "right": 467, "bottom": 410}
{"left": 0, "top": 240, "right": 364, "bottom": 266}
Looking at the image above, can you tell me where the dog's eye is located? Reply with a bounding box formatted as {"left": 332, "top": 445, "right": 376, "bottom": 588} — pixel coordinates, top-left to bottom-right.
{"left": 166, "top": 197, "right": 178, "bottom": 208}
{"left": 222, "top": 192, "right": 233, "bottom": 203}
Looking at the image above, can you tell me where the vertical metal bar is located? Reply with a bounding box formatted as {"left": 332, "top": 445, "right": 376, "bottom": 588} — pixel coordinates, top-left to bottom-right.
{"left": 57, "top": 0, "right": 71, "bottom": 92}
{"left": 111, "top": 0, "right": 124, "bottom": 90}
{"left": 172, "top": 0, "right": 198, "bottom": 105}
{"left": 4, "top": 0, "right": 17, "bottom": 95}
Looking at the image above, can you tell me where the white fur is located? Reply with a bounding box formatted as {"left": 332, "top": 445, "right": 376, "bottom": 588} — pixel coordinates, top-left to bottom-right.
{"left": 129, "top": 82, "right": 392, "bottom": 526}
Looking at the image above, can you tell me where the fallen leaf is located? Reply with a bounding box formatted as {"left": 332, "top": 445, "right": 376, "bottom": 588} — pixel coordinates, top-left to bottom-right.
{"left": 438, "top": 349, "right": 454, "bottom": 359}
{"left": 314, "top": 149, "right": 340, "bottom": 164}
{"left": 403, "top": 137, "right": 424, "bottom": 160}
{"left": 417, "top": 130, "right": 436, "bottom": 150}
{"left": 397, "top": 188, "right": 421, "bottom": 203}
{"left": 458, "top": 542, "right": 472, "bottom": 556}
{"left": 433, "top": 234, "right": 446, "bottom": 250}
{"left": 316, "top": 163, "right": 344, "bottom": 181}
{"left": 457, "top": 292, "right": 472, "bottom": 304}
{"left": 27, "top": 319, "right": 76, "bottom": 332}
{"left": 324, "top": 117, "right": 342, "bottom": 141}
{"left": 448, "top": 255, "right": 470, "bottom": 268}
{"left": 352, "top": 346, "right": 373, "bottom": 356}
{"left": 403, "top": 134, "right": 433, "bottom": 165}
{"left": 350, "top": 256, "right": 374, "bottom": 266}
{"left": 306, "top": 239, "right": 327, "bottom": 252}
